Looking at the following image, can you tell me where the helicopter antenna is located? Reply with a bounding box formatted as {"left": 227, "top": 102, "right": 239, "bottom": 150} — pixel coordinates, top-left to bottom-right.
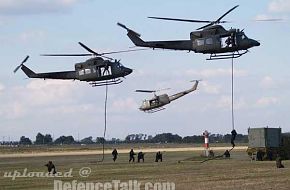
{"left": 14, "top": 55, "right": 29, "bottom": 73}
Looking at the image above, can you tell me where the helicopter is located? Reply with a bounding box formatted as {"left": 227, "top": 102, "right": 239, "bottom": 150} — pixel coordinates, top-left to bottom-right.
{"left": 14, "top": 42, "right": 133, "bottom": 87}
{"left": 118, "top": 5, "right": 260, "bottom": 60}
{"left": 136, "top": 80, "right": 199, "bottom": 113}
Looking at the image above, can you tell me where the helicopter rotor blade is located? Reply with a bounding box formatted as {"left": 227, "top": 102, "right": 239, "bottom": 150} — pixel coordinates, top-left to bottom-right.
{"left": 148, "top": 16, "right": 212, "bottom": 23}
{"left": 197, "top": 5, "right": 238, "bottom": 30}
{"left": 100, "top": 55, "right": 113, "bottom": 60}
{"left": 14, "top": 55, "right": 29, "bottom": 73}
{"left": 13, "top": 65, "right": 22, "bottom": 73}
{"left": 78, "top": 42, "right": 100, "bottom": 55}
{"left": 216, "top": 5, "right": 239, "bottom": 24}
{"left": 22, "top": 55, "right": 29, "bottom": 64}
{"left": 101, "top": 48, "right": 148, "bottom": 55}
{"left": 155, "top": 88, "right": 170, "bottom": 92}
{"left": 136, "top": 90, "right": 156, "bottom": 93}
{"left": 197, "top": 22, "right": 214, "bottom": 30}
{"left": 254, "top": 18, "right": 284, "bottom": 22}
{"left": 41, "top": 53, "right": 93, "bottom": 57}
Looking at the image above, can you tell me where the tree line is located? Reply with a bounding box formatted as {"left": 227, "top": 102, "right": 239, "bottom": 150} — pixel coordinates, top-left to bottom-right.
{"left": 10, "top": 132, "right": 249, "bottom": 145}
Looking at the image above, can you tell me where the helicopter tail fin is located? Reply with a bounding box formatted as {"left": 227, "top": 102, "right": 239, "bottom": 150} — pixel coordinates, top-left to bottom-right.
{"left": 117, "top": 22, "right": 146, "bottom": 46}
{"left": 21, "top": 65, "right": 38, "bottom": 78}
{"left": 191, "top": 80, "right": 199, "bottom": 91}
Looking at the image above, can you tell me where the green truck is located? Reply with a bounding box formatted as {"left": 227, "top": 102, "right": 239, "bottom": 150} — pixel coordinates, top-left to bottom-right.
{"left": 247, "top": 127, "right": 290, "bottom": 160}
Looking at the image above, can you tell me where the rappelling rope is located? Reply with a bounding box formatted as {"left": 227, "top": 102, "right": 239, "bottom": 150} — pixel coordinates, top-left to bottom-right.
{"left": 229, "top": 55, "right": 236, "bottom": 153}
{"left": 97, "top": 81, "right": 108, "bottom": 162}
{"left": 201, "top": 56, "right": 237, "bottom": 163}
{"left": 231, "top": 56, "right": 235, "bottom": 131}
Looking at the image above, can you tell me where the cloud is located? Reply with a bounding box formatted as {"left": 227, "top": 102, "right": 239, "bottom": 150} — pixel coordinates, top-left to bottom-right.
{"left": 260, "top": 76, "right": 275, "bottom": 88}
{"left": 256, "top": 97, "right": 279, "bottom": 107}
{"left": 0, "top": 0, "right": 82, "bottom": 15}
{"left": 20, "top": 30, "right": 46, "bottom": 42}
{"left": 200, "top": 81, "right": 220, "bottom": 94}
{"left": 185, "top": 68, "right": 248, "bottom": 79}
{"left": 254, "top": 14, "right": 284, "bottom": 21}
{"left": 216, "top": 96, "right": 247, "bottom": 110}
{"left": 111, "top": 98, "right": 139, "bottom": 112}
{"left": 0, "top": 102, "right": 27, "bottom": 119}
{"left": 23, "top": 80, "right": 80, "bottom": 106}
{"left": 0, "top": 80, "right": 83, "bottom": 119}
{"left": 0, "top": 83, "right": 4, "bottom": 94}
{"left": 269, "top": 0, "right": 290, "bottom": 13}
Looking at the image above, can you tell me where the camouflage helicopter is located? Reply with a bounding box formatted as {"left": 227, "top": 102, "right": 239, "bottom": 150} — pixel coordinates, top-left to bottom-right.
{"left": 136, "top": 80, "right": 199, "bottom": 113}
{"left": 118, "top": 5, "right": 260, "bottom": 60}
{"left": 14, "top": 42, "right": 133, "bottom": 87}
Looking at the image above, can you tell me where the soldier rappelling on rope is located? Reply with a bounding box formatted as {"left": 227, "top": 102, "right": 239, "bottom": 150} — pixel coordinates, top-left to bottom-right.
{"left": 231, "top": 129, "right": 237, "bottom": 148}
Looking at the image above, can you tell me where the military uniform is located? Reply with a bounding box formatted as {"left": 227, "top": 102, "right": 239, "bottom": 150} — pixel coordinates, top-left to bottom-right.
{"left": 276, "top": 155, "right": 284, "bottom": 168}
{"left": 155, "top": 151, "right": 163, "bottom": 162}
{"left": 112, "top": 149, "right": 118, "bottom": 162}
{"left": 231, "top": 129, "right": 237, "bottom": 147}
{"left": 137, "top": 152, "right": 145, "bottom": 162}
{"left": 45, "top": 161, "right": 56, "bottom": 174}
{"left": 129, "top": 149, "right": 136, "bottom": 163}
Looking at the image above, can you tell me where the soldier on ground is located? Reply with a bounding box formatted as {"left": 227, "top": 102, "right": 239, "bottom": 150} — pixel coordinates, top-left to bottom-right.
{"left": 256, "top": 150, "right": 263, "bottom": 161}
{"left": 112, "top": 148, "right": 118, "bottom": 162}
{"left": 224, "top": 150, "right": 230, "bottom": 158}
{"left": 129, "top": 149, "right": 136, "bottom": 163}
{"left": 155, "top": 151, "right": 163, "bottom": 162}
{"left": 276, "top": 154, "right": 285, "bottom": 168}
{"left": 45, "top": 161, "right": 56, "bottom": 175}
{"left": 267, "top": 150, "right": 273, "bottom": 161}
{"left": 137, "top": 152, "right": 145, "bottom": 162}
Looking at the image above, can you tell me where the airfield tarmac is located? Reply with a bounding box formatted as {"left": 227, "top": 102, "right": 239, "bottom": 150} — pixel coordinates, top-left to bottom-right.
{"left": 0, "top": 146, "right": 247, "bottom": 158}
{"left": 0, "top": 145, "right": 289, "bottom": 190}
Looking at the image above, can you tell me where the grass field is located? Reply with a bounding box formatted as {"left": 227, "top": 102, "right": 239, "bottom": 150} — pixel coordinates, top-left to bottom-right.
{"left": 0, "top": 146, "right": 289, "bottom": 190}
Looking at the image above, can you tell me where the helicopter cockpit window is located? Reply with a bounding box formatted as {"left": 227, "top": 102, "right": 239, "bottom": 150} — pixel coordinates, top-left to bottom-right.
{"left": 196, "top": 39, "right": 204, "bottom": 46}
{"left": 241, "top": 34, "right": 247, "bottom": 39}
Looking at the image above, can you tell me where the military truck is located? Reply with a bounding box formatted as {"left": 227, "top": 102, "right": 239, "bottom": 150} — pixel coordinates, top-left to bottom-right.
{"left": 247, "top": 127, "right": 289, "bottom": 160}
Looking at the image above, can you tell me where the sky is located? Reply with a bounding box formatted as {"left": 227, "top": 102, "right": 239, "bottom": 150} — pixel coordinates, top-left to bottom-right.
{"left": 0, "top": 0, "right": 290, "bottom": 141}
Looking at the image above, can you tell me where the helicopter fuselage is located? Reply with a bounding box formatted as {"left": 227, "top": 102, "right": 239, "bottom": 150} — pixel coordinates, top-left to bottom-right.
{"left": 119, "top": 23, "right": 260, "bottom": 59}
{"left": 140, "top": 94, "right": 170, "bottom": 111}
{"left": 75, "top": 57, "right": 132, "bottom": 82}
{"left": 19, "top": 57, "right": 132, "bottom": 85}
{"left": 190, "top": 25, "right": 260, "bottom": 54}
{"left": 138, "top": 81, "right": 199, "bottom": 113}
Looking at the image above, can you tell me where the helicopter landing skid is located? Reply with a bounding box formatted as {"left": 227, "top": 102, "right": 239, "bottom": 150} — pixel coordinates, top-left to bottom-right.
{"left": 89, "top": 78, "right": 123, "bottom": 87}
{"left": 207, "top": 50, "right": 248, "bottom": 60}
{"left": 145, "top": 107, "right": 166, "bottom": 113}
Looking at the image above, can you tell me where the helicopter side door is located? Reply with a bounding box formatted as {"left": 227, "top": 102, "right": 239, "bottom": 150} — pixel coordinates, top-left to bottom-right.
{"left": 220, "top": 32, "right": 238, "bottom": 50}
{"left": 194, "top": 37, "right": 221, "bottom": 53}
{"left": 77, "top": 66, "right": 99, "bottom": 81}
{"left": 149, "top": 98, "right": 160, "bottom": 108}
{"left": 100, "top": 65, "right": 112, "bottom": 76}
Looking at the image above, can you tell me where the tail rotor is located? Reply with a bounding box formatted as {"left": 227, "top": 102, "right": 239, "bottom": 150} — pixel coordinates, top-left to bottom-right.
{"left": 14, "top": 55, "right": 29, "bottom": 73}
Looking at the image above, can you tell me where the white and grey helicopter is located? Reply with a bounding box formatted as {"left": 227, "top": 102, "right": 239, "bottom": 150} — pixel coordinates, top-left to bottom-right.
{"left": 136, "top": 80, "right": 199, "bottom": 113}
